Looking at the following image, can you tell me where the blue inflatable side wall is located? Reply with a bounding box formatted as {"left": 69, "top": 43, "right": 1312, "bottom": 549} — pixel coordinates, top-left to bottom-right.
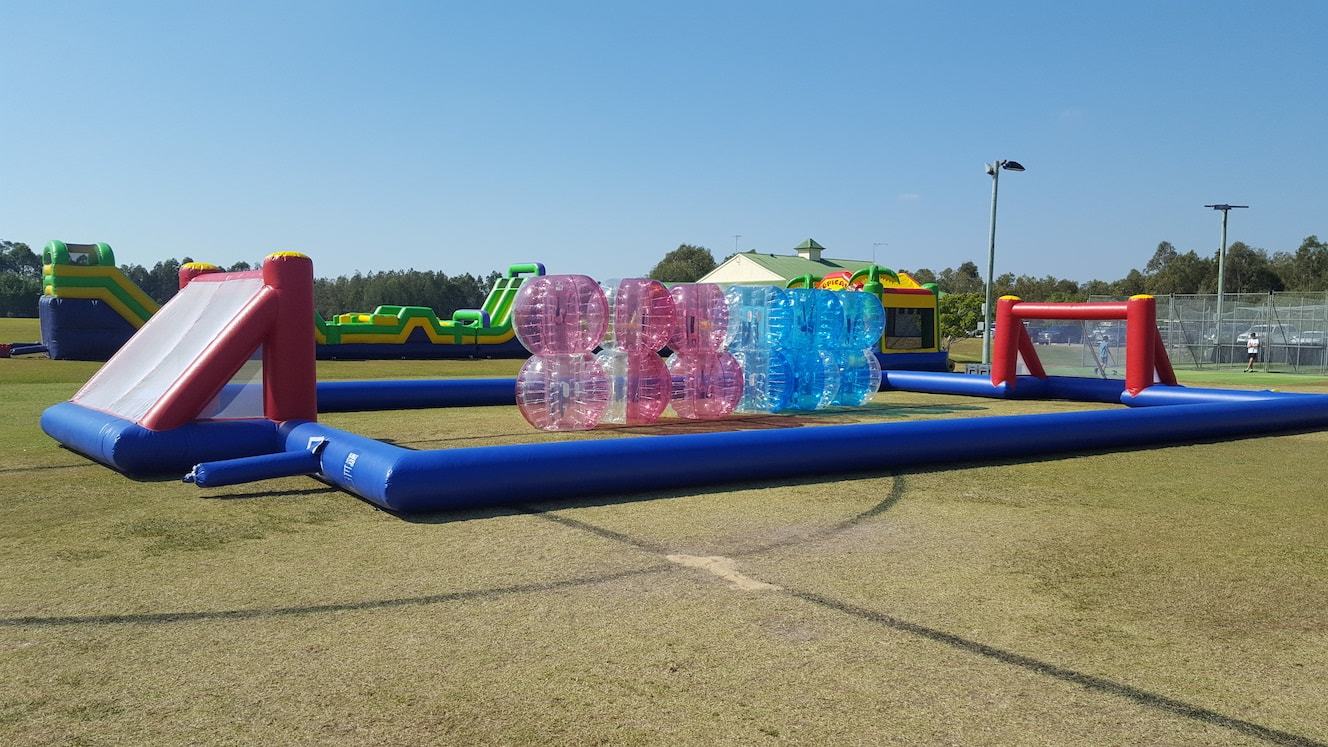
{"left": 316, "top": 336, "right": 528, "bottom": 360}
{"left": 268, "top": 391, "right": 1328, "bottom": 513}
{"left": 40, "top": 296, "right": 138, "bottom": 361}
{"left": 875, "top": 351, "right": 949, "bottom": 372}
{"left": 317, "top": 378, "right": 516, "bottom": 412}
{"left": 41, "top": 402, "right": 283, "bottom": 474}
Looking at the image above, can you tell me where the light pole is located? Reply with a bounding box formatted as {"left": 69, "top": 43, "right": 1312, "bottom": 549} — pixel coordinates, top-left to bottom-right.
{"left": 1203, "top": 204, "right": 1248, "bottom": 354}
{"left": 873, "top": 242, "right": 887, "bottom": 264}
{"left": 733, "top": 234, "right": 742, "bottom": 255}
{"left": 982, "top": 159, "right": 1026, "bottom": 365}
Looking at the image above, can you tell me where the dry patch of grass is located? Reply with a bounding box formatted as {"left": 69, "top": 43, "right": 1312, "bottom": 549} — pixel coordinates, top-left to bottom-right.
{"left": 1, "top": 356, "right": 1325, "bottom": 745}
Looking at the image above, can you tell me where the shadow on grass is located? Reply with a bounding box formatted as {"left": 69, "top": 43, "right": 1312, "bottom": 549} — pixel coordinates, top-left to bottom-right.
{"left": 0, "top": 461, "right": 95, "bottom": 475}
{"left": 199, "top": 486, "right": 338, "bottom": 501}
{"left": 395, "top": 471, "right": 897, "bottom": 526}
{"left": 0, "top": 565, "right": 673, "bottom": 629}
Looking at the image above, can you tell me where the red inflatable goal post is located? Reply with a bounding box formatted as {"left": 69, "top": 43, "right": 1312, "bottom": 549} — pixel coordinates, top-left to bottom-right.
{"left": 992, "top": 294, "right": 1177, "bottom": 396}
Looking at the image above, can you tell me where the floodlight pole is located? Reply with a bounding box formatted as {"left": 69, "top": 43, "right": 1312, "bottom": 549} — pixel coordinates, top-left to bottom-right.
{"left": 873, "top": 241, "right": 887, "bottom": 264}
{"left": 983, "top": 159, "right": 1025, "bottom": 365}
{"left": 733, "top": 234, "right": 742, "bottom": 254}
{"left": 1204, "top": 203, "right": 1248, "bottom": 354}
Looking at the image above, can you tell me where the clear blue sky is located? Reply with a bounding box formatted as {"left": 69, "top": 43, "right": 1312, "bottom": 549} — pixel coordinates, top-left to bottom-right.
{"left": 2, "top": 1, "right": 1324, "bottom": 281}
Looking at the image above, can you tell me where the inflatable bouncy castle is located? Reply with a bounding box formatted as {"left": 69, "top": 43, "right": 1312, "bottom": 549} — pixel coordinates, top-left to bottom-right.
{"left": 38, "top": 241, "right": 161, "bottom": 360}
{"left": 787, "top": 265, "right": 945, "bottom": 372}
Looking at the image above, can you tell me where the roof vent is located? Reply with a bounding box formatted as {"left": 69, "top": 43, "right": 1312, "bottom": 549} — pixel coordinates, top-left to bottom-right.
{"left": 794, "top": 238, "right": 824, "bottom": 262}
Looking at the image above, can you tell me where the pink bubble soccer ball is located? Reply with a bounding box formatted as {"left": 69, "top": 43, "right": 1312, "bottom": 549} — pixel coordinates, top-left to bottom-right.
{"left": 515, "top": 353, "right": 610, "bottom": 431}
{"left": 669, "top": 283, "right": 729, "bottom": 353}
{"left": 597, "top": 348, "right": 672, "bottom": 425}
{"left": 513, "top": 274, "right": 608, "bottom": 355}
{"left": 605, "top": 278, "right": 676, "bottom": 353}
{"left": 666, "top": 350, "right": 744, "bottom": 420}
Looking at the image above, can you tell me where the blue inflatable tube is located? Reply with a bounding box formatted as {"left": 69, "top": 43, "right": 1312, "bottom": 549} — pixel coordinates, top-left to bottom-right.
{"left": 187, "top": 447, "right": 324, "bottom": 487}
{"left": 880, "top": 371, "right": 1126, "bottom": 403}
{"left": 316, "top": 378, "right": 516, "bottom": 412}
{"left": 279, "top": 393, "right": 1328, "bottom": 513}
{"left": 1122, "top": 385, "right": 1295, "bottom": 407}
{"left": 40, "top": 402, "right": 283, "bottom": 474}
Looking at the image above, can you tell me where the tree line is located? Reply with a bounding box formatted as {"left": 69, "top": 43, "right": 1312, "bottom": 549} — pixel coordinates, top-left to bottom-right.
{"left": 647, "top": 235, "right": 1328, "bottom": 299}
{"left": 3, "top": 235, "right": 1325, "bottom": 319}
{"left": 0, "top": 241, "right": 495, "bottom": 319}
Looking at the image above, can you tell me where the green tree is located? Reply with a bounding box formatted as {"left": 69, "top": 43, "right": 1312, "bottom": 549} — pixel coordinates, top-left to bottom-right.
{"left": 937, "top": 292, "right": 982, "bottom": 349}
{"left": 1220, "top": 242, "right": 1282, "bottom": 293}
{"left": 904, "top": 267, "right": 937, "bottom": 284}
{"left": 0, "top": 273, "right": 42, "bottom": 317}
{"left": 1145, "top": 248, "right": 1212, "bottom": 295}
{"left": 1271, "top": 235, "right": 1328, "bottom": 291}
{"left": 1113, "top": 269, "right": 1147, "bottom": 297}
{"left": 1144, "top": 241, "right": 1179, "bottom": 274}
{"left": 648, "top": 244, "right": 717, "bottom": 282}
{"left": 937, "top": 261, "right": 984, "bottom": 294}
{"left": 0, "top": 241, "right": 41, "bottom": 278}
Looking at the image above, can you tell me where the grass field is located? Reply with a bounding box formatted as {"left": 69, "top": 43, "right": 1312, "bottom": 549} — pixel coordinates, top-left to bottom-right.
{"left": 2, "top": 325, "right": 1327, "bottom": 745}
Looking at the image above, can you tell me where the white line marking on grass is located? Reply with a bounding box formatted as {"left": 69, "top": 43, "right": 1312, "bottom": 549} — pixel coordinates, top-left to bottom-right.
{"left": 665, "top": 554, "right": 780, "bottom": 591}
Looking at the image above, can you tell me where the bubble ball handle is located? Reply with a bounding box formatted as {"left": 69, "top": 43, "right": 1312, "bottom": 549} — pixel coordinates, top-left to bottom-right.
{"left": 772, "top": 288, "right": 815, "bottom": 350}
{"left": 840, "top": 292, "right": 886, "bottom": 350}
{"left": 513, "top": 274, "right": 608, "bottom": 355}
{"left": 810, "top": 289, "right": 846, "bottom": 349}
{"left": 669, "top": 284, "right": 730, "bottom": 353}
{"left": 596, "top": 348, "right": 672, "bottom": 425}
{"left": 725, "top": 285, "right": 787, "bottom": 351}
{"left": 832, "top": 348, "right": 883, "bottom": 407}
{"left": 515, "top": 353, "right": 610, "bottom": 431}
{"left": 787, "top": 349, "right": 841, "bottom": 411}
{"left": 605, "top": 278, "right": 676, "bottom": 353}
{"left": 731, "top": 347, "right": 794, "bottom": 414}
{"left": 666, "top": 350, "right": 744, "bottom": 420}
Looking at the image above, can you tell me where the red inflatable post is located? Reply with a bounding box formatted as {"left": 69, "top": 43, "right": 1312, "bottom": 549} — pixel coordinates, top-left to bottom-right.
{"left": 1125, "top": 295, "right": 1157, "bottom": 396}
{"left": 1154, "top": 335, "right": 1179, "bottom": 386}
{"left": 991, "top": 295, "right": 1021, "bottom": 387}
{"left": 178, "top": 262, "right": 223, "bottom": 289}
{"left": 262, "top": 252, "right": 317, "bottom": 423}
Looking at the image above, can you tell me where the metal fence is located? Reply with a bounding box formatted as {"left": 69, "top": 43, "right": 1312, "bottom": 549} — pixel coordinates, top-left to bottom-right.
{"left": 1086, "top": 292, "right": 1328, "bottom": 374}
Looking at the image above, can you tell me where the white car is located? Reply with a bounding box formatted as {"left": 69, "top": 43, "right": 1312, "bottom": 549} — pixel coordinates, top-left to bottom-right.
{"left": 1237, "top": 324, "right": 1298, "bottom": 343}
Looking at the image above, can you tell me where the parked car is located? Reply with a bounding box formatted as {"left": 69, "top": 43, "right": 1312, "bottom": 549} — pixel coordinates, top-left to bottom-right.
{"left": 1237, "top": 324, "right": 1299, "bottom": 344}
{"left": 1034, "top": 325, "right": 1084, "bottom": 344}
{"left": 1291, "top": 330, "right": 1326, "bottom": 346}
{"left": 1090, "top": 328, "right": 1126, "bottom": 345}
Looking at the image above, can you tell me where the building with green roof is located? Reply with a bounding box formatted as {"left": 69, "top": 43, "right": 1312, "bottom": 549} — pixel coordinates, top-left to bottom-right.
{"left": 697, "top": 238, "right": 949, "bottom": 372}
{"left": 698, "top": 239, "right": 878, "bottom": 286}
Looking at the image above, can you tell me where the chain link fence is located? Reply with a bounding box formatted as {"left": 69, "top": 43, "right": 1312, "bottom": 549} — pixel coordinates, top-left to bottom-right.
{"left": 1086, "top": 292, "right": 1328, "bottom": 374}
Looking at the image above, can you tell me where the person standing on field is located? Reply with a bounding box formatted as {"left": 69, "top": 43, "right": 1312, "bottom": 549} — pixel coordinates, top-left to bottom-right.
{"left": 1245, "top": 332, "right": 1260, "bottom": 372}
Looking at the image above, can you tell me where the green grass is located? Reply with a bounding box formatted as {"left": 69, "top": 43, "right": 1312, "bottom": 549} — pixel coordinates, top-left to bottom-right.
{"left": 0, "top": 317, "right": 40, "bottom": 342}
{"left": 0, "top": 354, "right": 1326, "bottom": 744}
{"left": 948, "top": 337, "right": 1328, "bottom": 391}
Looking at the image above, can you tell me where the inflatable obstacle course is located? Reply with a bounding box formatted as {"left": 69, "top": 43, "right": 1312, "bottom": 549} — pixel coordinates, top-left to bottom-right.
{"left": 314, "top": 262, "right": 543, "bottom": 359}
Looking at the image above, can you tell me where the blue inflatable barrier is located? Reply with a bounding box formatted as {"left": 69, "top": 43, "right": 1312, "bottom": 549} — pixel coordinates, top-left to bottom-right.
{"left": 187, "top": 442, "right": 326, "bottom": 487}
{"left": 317, "top": 378, "right": 516, "bottom": 412}
{"left": 41, "top": 402, "right": 283, "bottom": 474}
{"left": 273, "top": 390, "right": 1328, "bottom": 513}
{"left": 1121, "top": 385, "right": 1289, "bottom": 407}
